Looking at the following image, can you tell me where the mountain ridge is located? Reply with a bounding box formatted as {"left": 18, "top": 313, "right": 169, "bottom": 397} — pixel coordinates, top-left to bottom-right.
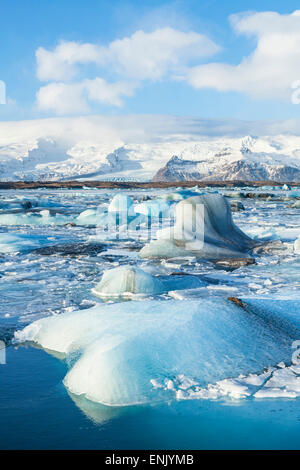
{"left": 1, "top": 134, "right": 300, "bottom": 182}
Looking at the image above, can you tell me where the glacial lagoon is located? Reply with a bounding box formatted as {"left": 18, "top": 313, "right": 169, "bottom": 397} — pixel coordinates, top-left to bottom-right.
{"left": 0, "top": 186, "right": 300, "bottom": 449}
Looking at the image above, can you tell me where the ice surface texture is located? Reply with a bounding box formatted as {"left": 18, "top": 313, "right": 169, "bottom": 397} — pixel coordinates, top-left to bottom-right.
{"left": 140, "top": 194, "right": 256, "bottom": 260}
{"left": 14, "top": 298, "right": 297, "bottom": 407}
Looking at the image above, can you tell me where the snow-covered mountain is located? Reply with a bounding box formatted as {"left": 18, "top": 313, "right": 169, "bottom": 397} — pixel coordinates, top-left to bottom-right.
{"left": 153, "top": 136, "right": 300, "bottom": 182}
{"left": 1, "top": 129, "right": 300, "bottom": 182}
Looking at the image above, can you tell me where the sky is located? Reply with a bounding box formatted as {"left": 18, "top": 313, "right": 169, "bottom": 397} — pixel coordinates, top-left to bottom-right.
{"left": 1, "top": 0, "right": 300, "bottom": 122}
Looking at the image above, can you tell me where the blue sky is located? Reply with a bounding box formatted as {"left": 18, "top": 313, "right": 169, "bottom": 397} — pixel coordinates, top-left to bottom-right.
{"left": 1, "top": 0, "right": 300, "bottom": 121}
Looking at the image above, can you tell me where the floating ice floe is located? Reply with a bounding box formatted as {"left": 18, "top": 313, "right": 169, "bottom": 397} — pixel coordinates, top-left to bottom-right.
{"left": 245, "top": 224, "right": 300, "bottom": 242}
{"left": 92, "top": 266, "right": 165, "bottom": 297}
{"left": 155, "top": 363, "right": 300, "bottom": 401}
{"left": 92, "top": 265, "right": 206, "bottom": 298}
{"left": 76, "top": 209, "right": 100, "bottom": 226}
{"left": 140, "top": 194, "right": 256, "bottom": 260}
{"left": 14, "top": 297, "right": 298, "bottom": 407}
{"left": 0, "top": 210, "right": 72, "bottom": 226}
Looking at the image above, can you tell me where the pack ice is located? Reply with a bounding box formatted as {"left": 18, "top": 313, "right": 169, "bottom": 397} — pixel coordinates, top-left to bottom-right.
{"left": 140, "top": 193, "right": 256, "bottom": 259}
{"left": 14, "top": 298, "right": 296, "bottom": 407}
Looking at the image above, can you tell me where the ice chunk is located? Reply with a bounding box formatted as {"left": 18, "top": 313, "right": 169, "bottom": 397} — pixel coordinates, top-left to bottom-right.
{"left": 92, "top": 266, "right": 165, "bottom": 297}
{"left": 108, "top": 194, "right": 135, "bottom": 216}
{"left": 76, "top": 209, "right": 99, "bottom": 226}
{"left": 92, "top": 266, "right": 205, "bottom": 297}
{"left": 294, "top": 236, "right": 300, "bottom": 254}
{"left": 140, "top": 194, "right": 256, "bottom": 260}
{"left": 14, "top": 298, "right": 296, "bottom": 407}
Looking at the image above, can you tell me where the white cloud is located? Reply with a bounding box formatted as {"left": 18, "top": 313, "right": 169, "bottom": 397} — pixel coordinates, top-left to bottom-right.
{"left": 185, "top": 10, "right": 300, "bottom": 101}
{"left": 2, "top": 116, "right": 300, "bottom": 155}
{"left": 36, "top": 82, "right": 89, "bottom": 115}
{"left": 36, "top": 28, "right": 219, "bottom": 83}
{"left": 36, "top": 42, "right": 102, "bottom": 81}
{"left": 36, "top": 78, "right": 137, "bottom": 114}
{"left": 102, "top": 28, "right": 219, "bottom": 80}
{"left": 35, "top": 27, "right": 219, "bottom": 115}
{"left": 84, "top": 78, "right": 136, "bottom": 107}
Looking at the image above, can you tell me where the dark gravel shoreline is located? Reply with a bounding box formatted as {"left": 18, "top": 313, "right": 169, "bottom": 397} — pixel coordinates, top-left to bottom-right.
{"left": 0, "top": 180, "right": 299, "bottom": 190}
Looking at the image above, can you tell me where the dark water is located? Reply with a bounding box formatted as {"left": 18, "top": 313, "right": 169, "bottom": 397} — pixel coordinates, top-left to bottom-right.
{"left": 1, "top": 345, "right": 299, "bottom": 450}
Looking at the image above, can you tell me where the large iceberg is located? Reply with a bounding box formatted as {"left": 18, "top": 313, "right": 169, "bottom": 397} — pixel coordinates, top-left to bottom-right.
{"left": 140, "top": 194, "right": 256, "bottom": 260}
{"left": 14, "top": 298, "right": 296, "bottom": 407}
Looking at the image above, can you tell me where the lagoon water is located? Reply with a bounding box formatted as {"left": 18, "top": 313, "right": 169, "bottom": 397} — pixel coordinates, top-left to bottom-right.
{"left": 0, "top": 187, "right": 300, "bottom": 449}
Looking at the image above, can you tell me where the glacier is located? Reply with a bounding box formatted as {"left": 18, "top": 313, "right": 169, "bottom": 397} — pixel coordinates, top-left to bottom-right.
{"left": 1, "top": 128, "right": 300, "bottom": 182}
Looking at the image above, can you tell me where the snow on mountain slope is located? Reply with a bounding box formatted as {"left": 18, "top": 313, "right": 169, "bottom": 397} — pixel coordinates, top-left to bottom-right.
{"left": 1, "top": 120, "right": 300, "bottom": 181}
{"left": 153, "top": 136, "right": 300, "bottom": 182}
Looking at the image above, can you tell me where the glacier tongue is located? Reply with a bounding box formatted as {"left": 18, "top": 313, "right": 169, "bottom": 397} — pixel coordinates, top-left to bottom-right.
{"left": 14, "top": 298, "right": 296, "bottom": 407}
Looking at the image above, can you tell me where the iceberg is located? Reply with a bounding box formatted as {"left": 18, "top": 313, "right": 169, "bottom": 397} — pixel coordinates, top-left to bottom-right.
{"left": 108, "top": 194, "right": 135, "bottom": 216}
{"left": 76, "top": 209, "right": 100, "bottom": 226}
{"left": 140, "top": 194, "right": 256, "bottom": 260}
{"left": 294, "top": 236, "right": 300, "bottom": 254}
{"left": 83, "top": 194, "right": 149, "bottom": 237}
{"left": 92, "top": 266, "right": 205, "bottom": 298}
{"left": 14, "top": 298, "right": 296, "bottom": 407}
{"left": 134, "top": 200, "right": 171, "bottom": 218}
{"left": 92, "top": 266, "right": 165, "bottom": 297}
